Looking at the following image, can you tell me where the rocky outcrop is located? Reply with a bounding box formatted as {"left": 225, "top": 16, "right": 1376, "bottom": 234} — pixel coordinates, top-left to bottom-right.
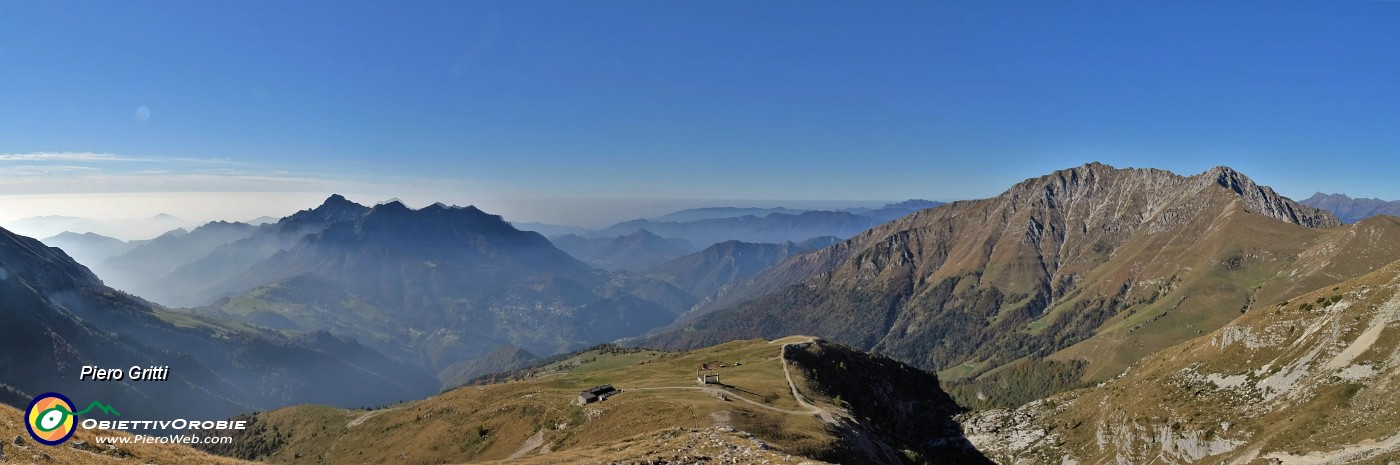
{"left": 1200, "top": 166, "right": 1341, "bottom": 228}
{"left": 967, "top": 259, "right": 1400, "bottom": 464}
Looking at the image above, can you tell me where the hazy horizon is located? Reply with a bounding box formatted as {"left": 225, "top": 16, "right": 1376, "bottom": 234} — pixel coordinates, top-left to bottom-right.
{"left": 1, "top": 159, "right": 1394, "bottom": 241}
{"left": 4, "top": 2, "right": 1400, "bottom": 238}
{"left": 0, "top": 192, "right": 913, "bottom": 240}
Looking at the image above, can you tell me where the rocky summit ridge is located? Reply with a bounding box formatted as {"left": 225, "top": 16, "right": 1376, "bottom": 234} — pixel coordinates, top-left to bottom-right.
{"left": 650, "top": 163, "right": 1396, "bottom": 409}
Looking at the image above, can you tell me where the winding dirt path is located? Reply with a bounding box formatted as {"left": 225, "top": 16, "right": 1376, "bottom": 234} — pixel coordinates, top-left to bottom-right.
{"left": 346, "top": 407, "right": 396, "bottom": 428}
{"left": 779, "top": 338, "right": 839, "bottom": 425}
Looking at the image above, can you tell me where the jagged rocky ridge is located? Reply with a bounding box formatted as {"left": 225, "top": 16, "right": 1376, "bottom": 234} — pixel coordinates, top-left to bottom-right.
{"left": 648, "top": 164, "right": 1400, "bottom": 402}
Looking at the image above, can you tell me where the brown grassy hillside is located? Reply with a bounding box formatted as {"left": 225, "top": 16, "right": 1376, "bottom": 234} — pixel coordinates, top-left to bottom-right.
{"left": 201, "top": 337, "right": 987, "bottom": 464}
{"left": 965, "top": 258, "right": 1400, "bottom": 464}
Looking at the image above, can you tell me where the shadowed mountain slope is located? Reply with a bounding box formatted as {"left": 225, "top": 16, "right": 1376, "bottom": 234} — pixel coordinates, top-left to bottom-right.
{"left": 0, "top": 226, "right": 437, "bottom": 421}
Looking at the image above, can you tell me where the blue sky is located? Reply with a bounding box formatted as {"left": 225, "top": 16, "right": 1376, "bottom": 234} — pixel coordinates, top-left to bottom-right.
{"left": 2, "top": 1, "right": 1399, "bottom": 227}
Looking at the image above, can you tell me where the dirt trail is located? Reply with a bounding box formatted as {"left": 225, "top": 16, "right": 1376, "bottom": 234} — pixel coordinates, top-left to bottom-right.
{"left": 346, "top": 407, "right": 396, "bottom": 428}
{"left": 779, "top": 339, "right": 839, "bottom": 425}
{"left": 508, "top": 429, "right": 547, "bottom": 460}
{"left": 630, "top": 336, "right": 837, "bottom": 425}
{"left": 1265, "top": 431, "right": 1400, "bottom": 465}
{"left": 630, "top": 386, "right": 810, "bottom": 415}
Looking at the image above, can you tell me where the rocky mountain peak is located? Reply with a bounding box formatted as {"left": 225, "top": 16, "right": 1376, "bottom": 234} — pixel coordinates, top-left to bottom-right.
{"left": 367, "top": 199, "right": 411, "bottom": 215}
{"left": 996, "top": 163, "right": 1339, "bottom": 229}
{"left": 321, "top": 193, "right": 353, "bottom": 207}
{"left": 281, "top": 194, "right": 370, "bottom": 228}
{"left": 1194, "top": 165, "right": 1341, "bottom": 228}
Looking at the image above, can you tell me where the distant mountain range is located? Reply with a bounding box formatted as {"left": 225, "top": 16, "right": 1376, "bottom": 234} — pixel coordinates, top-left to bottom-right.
{"left": 96, "top": 221, "right": 259, "bottom": 294}
{"left": 588, "top": 211, "right": 884, "bottom": 247}
{"left": 651, "top": 200, "right": 943, "bottom": 224}
{"left": 646, "top": 164, "right": 1400, "bottom": 408}
{"left": 38, "top": 231, "right": 143, "bottom": 266}
{"left": 0, "top": 225, "right": 436, "bottom": 420}
{"left": 17, "top": 165, "right": 1400, "bottom": 464}
{"left": 584, "top": 200, "right": 943, "bottom": 247}
{"left": 511, "top": 221, "right": 592, "bottom": 237}
{"left": 1301, "top": 192, "right": 1400, "bottom": 224}
{"left": 550, "top": 229, "right": 696, "bottom": 272}
{"left": 24, "top": 196, "right": 723, "bottom": 390}
{"left": 648, "top": 237, "right": 840, "bottom": 299}
{"left": 3, "top": 213, "right": 196, "bottom": 241}
{"left": 157, "top": 198, "right": 697, "bottom": 382}
{"left": 651, "top": 206, "right": 814, "bottom": 223}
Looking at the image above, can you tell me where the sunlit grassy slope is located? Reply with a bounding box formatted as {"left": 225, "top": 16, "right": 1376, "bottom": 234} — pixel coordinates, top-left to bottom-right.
{"left": 203, "top": 336, "right": 984, "bottom": 464}
{"left": 206, "top": 338, "right": 838, "bottom": 464}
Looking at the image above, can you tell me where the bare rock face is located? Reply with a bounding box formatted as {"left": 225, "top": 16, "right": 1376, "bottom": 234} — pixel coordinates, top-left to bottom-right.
{"left": 1199, "top": 165, "right": 1342, "bottom": 228}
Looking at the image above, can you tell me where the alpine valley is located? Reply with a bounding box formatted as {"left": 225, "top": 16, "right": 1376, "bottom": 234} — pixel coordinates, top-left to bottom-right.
{"left": 7, "top": 163, "right": 1400, "bottom": 464}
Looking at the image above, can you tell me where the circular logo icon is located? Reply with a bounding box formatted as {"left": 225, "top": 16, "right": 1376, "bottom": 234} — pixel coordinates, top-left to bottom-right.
{"left": 26, "top": 392, "right": 77, "bottom": 446}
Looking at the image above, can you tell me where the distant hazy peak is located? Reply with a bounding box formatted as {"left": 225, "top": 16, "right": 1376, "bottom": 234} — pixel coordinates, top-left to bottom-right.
{"left": 626, "top": 228, "right": 663, "bottom": 239}
{"left": 882, "top": 199, "right": 941, "bottom": 209}
{"left": 1299, "top": 191, "right": 1400, "bottom": 224}
{"left": 1305, "top": 192, "right": 1391, "bottom": 203}
{"left": 371, "top": 199, "right": 410, "bottom": 211}
{"left": 155, "top": 228, "right": 190, "bottom": 238}
{"left": 194, "top": 220, "right": 253, "bottom": 230}
{"left": 46, "top": 231, "right": 120, "bottom": 240}
{"left": 321, "top": 193, "right": 356, "bottom": 207}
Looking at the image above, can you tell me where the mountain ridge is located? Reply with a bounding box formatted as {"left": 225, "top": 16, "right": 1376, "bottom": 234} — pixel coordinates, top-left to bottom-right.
{"left": 1301, "top": 191, "right": 1400, "bottom": 224}
{"left": 644, "top": 163, "right": 1391, "bottom": 404}
{"left": 191, "top": 197, "right": 694, "bottom": 380}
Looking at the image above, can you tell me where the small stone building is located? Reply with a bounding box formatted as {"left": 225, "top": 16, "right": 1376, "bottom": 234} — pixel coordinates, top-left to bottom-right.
{"left": 574, "top": 384, "right": 619, "bottom": 405}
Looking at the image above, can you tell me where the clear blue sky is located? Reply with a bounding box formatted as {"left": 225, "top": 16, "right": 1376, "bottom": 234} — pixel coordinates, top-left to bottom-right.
{"left": 2, "top": 1, "right": 1399, "bottom": 226}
